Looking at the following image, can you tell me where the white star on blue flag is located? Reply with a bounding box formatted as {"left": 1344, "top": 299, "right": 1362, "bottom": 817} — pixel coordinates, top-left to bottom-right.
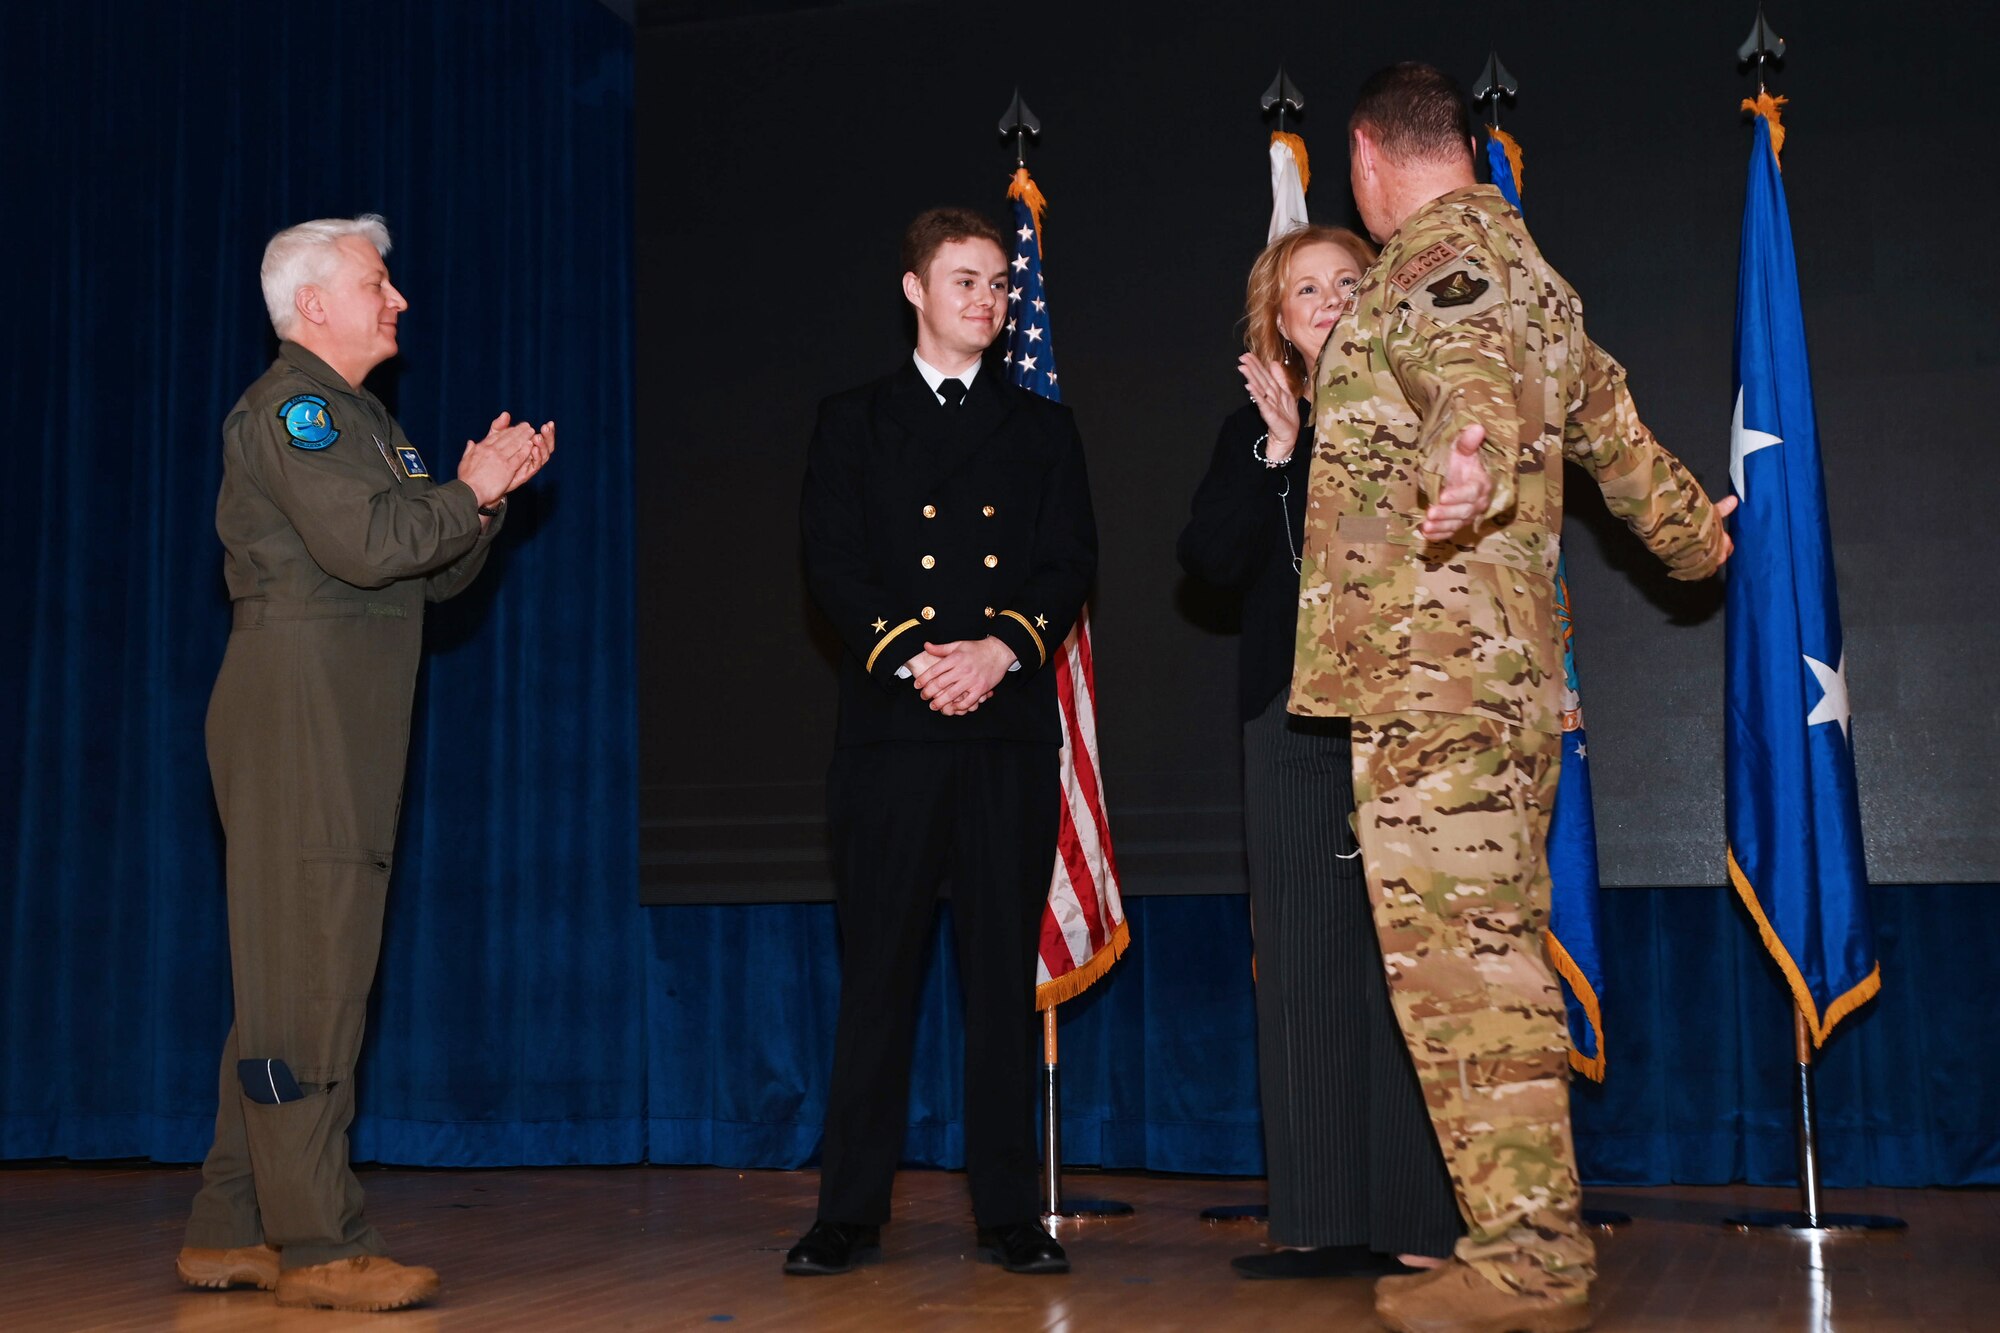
{"left": 1005, "top": 204, "right": 1060, "bottom": 403}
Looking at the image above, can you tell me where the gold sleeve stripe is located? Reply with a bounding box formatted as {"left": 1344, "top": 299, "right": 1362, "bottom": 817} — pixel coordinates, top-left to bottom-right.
{"left": 865, "top": 618, "right": 922, "bottom": 673}
{"left": 998, "top": 609, "right": 1046, "bottom": 667}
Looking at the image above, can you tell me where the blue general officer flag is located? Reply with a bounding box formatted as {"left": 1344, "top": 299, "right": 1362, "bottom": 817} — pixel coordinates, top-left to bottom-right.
{"left": 1486, "top": 127, "right": 1607, "bottom": 1080}
{"left": 1725, "top": 105, "right": 1878, "bottom": 1046}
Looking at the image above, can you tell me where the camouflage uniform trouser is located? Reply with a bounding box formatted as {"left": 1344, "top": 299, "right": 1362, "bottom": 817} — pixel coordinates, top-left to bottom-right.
{"left": 1350, "top": 710, "right": 1593, "bottom": 1298}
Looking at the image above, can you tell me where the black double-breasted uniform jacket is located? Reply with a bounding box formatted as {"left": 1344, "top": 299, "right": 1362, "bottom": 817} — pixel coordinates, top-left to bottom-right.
{"left": 800, "top": 359, "right": 1097, "bottom": 743}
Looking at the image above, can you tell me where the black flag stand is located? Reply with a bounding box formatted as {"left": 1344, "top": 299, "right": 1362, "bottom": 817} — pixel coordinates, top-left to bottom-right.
{"left": 997, "top": 89, "right": 1132, "bottom": 1228}
{"left": 1718, "top": 9, "right": 1901, "bottom": 1240}
{"left": 1471, "top": 45, "right": 1628, "bottom": 1237}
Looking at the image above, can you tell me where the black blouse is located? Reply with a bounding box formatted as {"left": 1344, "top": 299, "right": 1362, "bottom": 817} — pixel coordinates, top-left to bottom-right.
{"left": 1176, "top": 401, "right": 1313, "bottom": 721}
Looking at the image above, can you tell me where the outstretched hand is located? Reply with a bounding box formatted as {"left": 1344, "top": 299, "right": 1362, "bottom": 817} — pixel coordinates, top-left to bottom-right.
{"left": 1418, "top": 423, "right": 1494, "bottom": 543}
{"left": 1711, "top": 494, "right": 1739, "bottom": 567}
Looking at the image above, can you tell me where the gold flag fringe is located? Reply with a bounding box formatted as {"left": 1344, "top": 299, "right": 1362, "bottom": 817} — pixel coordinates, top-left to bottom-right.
{"left": 1727, "top": 847, "right": 1881, "bottom": 1047}
{"left": 1545, "top": 930, "right": 1606, "bottom": 1082}
{"left": 1741, "top": 92, "right": 1788, "bottom": 166}
{"left": 1487, "top": 124, "right": 1526, "bottom": 198}
{"left": 1036, "top": 918, "right": 1131, "bottom": 1011}
{"left": 1270, "top": 130, "right": 1311, "bottom": 195}
{"left": 1008, "top": 166, "right": 1048, "bottom": 254}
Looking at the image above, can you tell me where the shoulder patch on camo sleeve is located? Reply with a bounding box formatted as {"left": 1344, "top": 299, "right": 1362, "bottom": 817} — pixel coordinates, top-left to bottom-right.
{"left": 277, "top": 395, "right": 338, "bottom": 449}
{"left": 1390, "top": 241, "right": 1461, "bottom": 293}
{"left": 1407, "top": 261, "right": 1506, "bottom": 321}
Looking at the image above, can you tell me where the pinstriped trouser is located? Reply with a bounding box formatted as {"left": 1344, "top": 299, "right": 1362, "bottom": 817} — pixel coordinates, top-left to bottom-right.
{"left": 1242, "top": 694, "right": 1462, "bottom": 1256}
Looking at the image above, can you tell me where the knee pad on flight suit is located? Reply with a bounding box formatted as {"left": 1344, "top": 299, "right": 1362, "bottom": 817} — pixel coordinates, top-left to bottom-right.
{"left": 237, "top": 1057, "right": 307, "bottom": 1104}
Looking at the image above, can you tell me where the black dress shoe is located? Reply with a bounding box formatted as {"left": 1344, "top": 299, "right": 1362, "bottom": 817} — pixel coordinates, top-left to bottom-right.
{"left": 783, "top": 1220, "right": 881, "bottom": 1275}
{"left": 975, "top": 1220, "right": 1069, "bottom": 1275}
{"left": 1230, "top": 1245, "right": 1392, "bottom": 1279}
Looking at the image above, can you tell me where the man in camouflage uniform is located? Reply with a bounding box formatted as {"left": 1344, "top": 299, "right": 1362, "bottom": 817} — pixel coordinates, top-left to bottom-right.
{"left": 1286, "top": 66, "right": 1736, "bottom": 1332}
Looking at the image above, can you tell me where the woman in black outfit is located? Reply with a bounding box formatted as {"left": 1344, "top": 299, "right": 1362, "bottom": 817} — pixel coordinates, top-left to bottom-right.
{"left": 1177, "top": 224, "right": 1463, "bottom": 1280}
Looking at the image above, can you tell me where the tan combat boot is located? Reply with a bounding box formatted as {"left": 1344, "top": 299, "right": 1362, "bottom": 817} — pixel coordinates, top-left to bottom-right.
{"left": 1374, "top": 1259, "right": 1591, "bottom": 1333}
{"left": 175, "top": 1243, "right": 280, "bottom": 1290}
{"left": 274, "top": 1255, "right": 440, "bottom": 1311}
{"left": 1374, "top": 1261, "right": 1453, "bottom": 1298}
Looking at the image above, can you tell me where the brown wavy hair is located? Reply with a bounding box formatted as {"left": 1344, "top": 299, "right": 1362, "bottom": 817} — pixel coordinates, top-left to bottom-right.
{"left": 1243, "top": 225, "right": 1378, "bottom": 398}
{"left": 901, "top": 207, "right": 1008, "bottom": 285}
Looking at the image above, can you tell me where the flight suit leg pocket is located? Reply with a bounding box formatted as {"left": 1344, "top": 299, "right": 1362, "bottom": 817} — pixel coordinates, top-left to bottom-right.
{"left": 291, "top": 845, "right": 392, "bottom": 1083}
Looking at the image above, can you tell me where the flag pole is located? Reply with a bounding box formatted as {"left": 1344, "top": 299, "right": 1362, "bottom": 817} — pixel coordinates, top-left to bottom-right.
{"left": 996, "top": 91, "right": 1132, "bottom": 1226}
{"left": 1723, "top": 1000, "right": 1902, "bottom": 1233}
{"left": 1039, "top": 1009, "right": 1060, "bottom": 1216}
{"left": 1048, "top": 1008, "right": 1064, "bottom": 1216}
{"left": 1793, "top": 1006, "right": 1823, "bottom": 1224}
{"left": 1194, "top": 67, "right": 1311, "bottom": 1231}
{"left": 1037, "top": 1000, "right": 1129, "bottom": 1221}
{"left": 1470, "top": 49, "right": 1626, "bottom": 1233}
{"left": 1715, "top": 10, "right": 1900, "bottom": 1236}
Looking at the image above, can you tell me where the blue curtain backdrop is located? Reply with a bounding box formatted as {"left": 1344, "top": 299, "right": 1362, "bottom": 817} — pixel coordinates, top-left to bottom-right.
{"left": 4, "top": 1, "right": 1996, "bottom": 1192}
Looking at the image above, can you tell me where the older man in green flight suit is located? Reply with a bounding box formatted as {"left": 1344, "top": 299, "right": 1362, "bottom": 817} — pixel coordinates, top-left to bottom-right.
{"left": 175, "top": 214, "right": 552, "bottom": 1312}
{"left": 1287, "top": 66, "right": 1738, "bottom": 1333}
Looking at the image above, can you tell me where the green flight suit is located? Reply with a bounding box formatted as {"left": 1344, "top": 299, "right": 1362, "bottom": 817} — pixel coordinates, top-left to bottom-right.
{"left": 182, "top": 341, "right": 502, "bottom": 1268}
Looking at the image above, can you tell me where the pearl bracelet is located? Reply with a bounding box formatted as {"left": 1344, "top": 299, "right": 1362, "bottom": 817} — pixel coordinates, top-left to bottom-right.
{"left": 1253, "top": 432, "right": 1294, "bottom": 469}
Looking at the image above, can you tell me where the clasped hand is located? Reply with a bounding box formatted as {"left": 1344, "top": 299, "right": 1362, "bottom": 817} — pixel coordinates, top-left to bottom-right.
{"left": 907, "top": 638, "right": 1017, "bottom": 715}
{"left": 458, "top": 412, "right": 557, "bottom": 511}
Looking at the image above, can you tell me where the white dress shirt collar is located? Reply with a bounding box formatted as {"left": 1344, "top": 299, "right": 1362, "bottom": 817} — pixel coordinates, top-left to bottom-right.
{"left": 912, "top": 350, "right": 982, "bottom": 405}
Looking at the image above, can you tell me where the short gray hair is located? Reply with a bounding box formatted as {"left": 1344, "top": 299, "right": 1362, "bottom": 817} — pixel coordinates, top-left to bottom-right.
{"left": 260, "top": 214, "right": 393, "bottom": 336}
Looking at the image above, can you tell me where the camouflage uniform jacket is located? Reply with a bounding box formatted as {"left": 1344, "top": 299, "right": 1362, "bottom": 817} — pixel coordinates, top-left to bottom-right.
{"left": 1290, "top": 184, "right": 1727, "bottom": 734}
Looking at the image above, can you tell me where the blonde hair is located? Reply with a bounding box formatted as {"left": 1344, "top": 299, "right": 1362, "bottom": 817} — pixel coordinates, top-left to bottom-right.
{"left": 1243, "top": 225, "right": 1378, "bottom": 398}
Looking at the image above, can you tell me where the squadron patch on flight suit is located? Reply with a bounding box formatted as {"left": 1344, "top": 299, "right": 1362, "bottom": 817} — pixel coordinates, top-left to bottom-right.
{"left": 278, "top": 395, "right": 339, "bottom": 449}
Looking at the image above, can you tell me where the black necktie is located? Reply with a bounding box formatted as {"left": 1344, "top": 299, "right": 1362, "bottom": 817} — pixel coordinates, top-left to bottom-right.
{"left": 937, "top": 378, "right": 968, "bottom": 409}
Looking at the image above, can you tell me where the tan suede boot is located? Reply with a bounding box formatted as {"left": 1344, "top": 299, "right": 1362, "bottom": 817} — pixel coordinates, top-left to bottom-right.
{"left": 274, "top": 1255, "right": 440, "bottom": 1311}
{"left": 175, "top": 1243, "right": 280, "bottom": 1291}
{"left": 1374, "top": 1259, "right": 1591, "bottom": 1333}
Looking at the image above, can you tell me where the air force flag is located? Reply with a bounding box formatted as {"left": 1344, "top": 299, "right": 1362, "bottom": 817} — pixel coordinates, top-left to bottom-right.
{"left": 1724, "top": 108, "right": 1878, "bottom": 1046}
{"left": 1485, "top": 126, "right": 1606, "bottom": 1080}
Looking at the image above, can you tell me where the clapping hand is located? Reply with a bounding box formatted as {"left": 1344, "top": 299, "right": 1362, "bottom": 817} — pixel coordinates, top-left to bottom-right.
{"left": 459, "top": 413, "right": 556, "bottom": 514}
{"left": 1237, "top": 354, "right": 1299, "bottom": 463}
{"left": 512, "top": 419, "right": 555, "bottom": 492}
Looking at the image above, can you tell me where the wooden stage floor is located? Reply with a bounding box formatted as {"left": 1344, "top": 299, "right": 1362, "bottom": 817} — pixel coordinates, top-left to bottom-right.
{"left": 2, "top": 1164, "right": 1992, "bottom": 1331}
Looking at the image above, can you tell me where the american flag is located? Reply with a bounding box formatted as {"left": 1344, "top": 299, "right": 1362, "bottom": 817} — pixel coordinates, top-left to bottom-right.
{"left": 1003, "top": 167, "right": 1129, "bottom": 1009}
